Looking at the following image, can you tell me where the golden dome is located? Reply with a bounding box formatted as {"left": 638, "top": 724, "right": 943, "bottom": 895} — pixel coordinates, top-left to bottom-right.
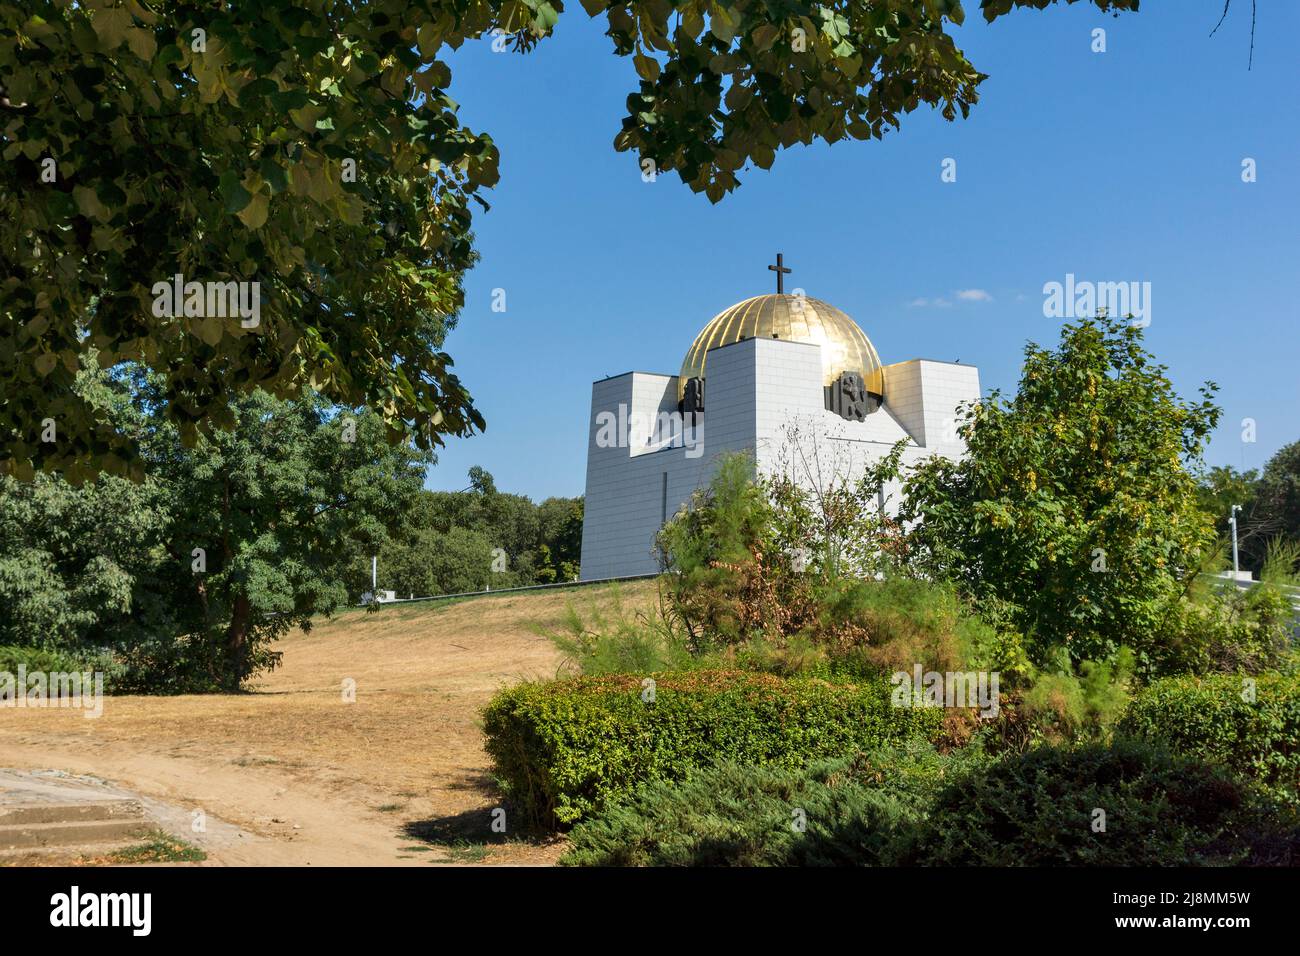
{"left": 678, "top": 294, "right": 884, "bottom": 401}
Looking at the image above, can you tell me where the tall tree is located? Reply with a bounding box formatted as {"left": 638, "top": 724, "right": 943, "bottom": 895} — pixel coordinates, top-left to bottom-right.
{"left": 137, "top": 380, "right": 432, "bottom": 688}
{"left": 0, "top": 369, "right": 431, "bottom": 690}
{"left": 1194, "top": 464, "right": 1279, "bottom": 574}
{"left": 901, "top": 313, "right": 1221, "bottom": 672}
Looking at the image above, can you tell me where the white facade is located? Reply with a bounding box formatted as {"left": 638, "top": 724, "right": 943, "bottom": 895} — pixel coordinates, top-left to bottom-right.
{"left": 579, "top": 335, "right": 980, "bottom": 580}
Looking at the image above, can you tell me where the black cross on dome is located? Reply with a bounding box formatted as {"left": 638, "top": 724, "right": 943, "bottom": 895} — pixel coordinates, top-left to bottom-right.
{"left": 767, "top": 252, "right": 791, "bottom": 294}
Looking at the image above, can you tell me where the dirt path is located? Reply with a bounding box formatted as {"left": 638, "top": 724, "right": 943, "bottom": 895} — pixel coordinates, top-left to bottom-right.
{"left": 0, "top": 583, "right": 649, "bottom": 866}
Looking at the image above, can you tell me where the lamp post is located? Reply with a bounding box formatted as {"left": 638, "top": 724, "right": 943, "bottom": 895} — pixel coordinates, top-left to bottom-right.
{"left": 1229, "top": 505, "right": 1241, "bottom": 578}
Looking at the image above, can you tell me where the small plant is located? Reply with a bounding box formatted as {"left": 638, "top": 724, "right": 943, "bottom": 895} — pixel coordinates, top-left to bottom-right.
{"left": 443, "top": 842, "right": 489, "bottom": 864}
{"left": 540, "top": 587, "right": 693, "bottom": 677}
{"left": 1016, "top": 647, "right": 1136, "bottom": 745}
{"left": 85, "top": 832, "right": 206, "bottom": 865}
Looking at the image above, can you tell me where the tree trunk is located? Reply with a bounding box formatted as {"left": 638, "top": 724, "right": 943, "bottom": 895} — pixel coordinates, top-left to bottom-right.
{"left": 224, "top": 594, "right": 251, "bottom": 691}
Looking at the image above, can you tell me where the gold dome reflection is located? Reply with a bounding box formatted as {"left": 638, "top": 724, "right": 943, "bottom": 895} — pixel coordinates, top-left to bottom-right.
{"left": 678, "top": 294, "right": 884, "bottom": 401}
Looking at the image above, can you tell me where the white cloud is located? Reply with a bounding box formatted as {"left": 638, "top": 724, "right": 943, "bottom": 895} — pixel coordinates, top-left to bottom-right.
{"left": 910, "top": 290, "right": 987, "bottom": 308}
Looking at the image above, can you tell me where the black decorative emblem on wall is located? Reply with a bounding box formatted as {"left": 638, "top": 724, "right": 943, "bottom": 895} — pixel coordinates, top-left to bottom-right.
{"left": 681, "top": 376, "right": 705, "bottom": 423}
{"left": 824, "top": 370, "right": 881, "bottom": 421}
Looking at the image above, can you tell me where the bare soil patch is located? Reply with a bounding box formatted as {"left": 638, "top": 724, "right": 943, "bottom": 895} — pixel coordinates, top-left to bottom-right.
{"left": 0, "top": 581, "right": 654, "bottom": 866}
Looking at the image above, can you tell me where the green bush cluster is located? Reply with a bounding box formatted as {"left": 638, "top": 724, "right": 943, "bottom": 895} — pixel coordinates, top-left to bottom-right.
{"left": 1119, "top": 672, "right": 1300, "bottom": 805}
{"left": 543, "top": 588, "right": 695, "bottom": 677}
{"left": 561, "top": 742, "right": 981, "bottom": 866}
{"left": 0, "top": 644, "right": 121, "bottom": 686}
{"left": 482, "top": 669, "right": 947, "bottom": 828}
{"left": 563, "top": 740, "right": 1300, "bottom": 867}
{"left": 1151, "top": 581, "right": 1296, "bottom": 677}
{"left": 911, "top": 740, "right": 1283, "bottom": 866}
{"left": 546, "top": 575, "right": 1027, "bottom": 689}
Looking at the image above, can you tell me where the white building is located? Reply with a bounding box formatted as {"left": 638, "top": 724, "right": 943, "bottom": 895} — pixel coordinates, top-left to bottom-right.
{"left": 579, "top": 283, "right": 981, "bottom": 580}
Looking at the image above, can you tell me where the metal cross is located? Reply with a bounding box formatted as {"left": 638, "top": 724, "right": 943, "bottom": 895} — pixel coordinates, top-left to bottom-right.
{"left": 768, "top": 252, "right": 791, "bottom": 294}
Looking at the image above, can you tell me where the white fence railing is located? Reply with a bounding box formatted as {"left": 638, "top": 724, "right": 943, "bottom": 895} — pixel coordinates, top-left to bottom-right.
{"left": 356, "top": 572, "right": 659, "bottom": 608}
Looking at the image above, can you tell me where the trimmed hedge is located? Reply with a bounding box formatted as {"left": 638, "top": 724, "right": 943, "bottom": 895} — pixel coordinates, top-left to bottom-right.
{"left": 482, "top": 669, "right": 946, "bottom": 828}
{"left": 1118, "top": 672, "right": 1300, "bottom": 805}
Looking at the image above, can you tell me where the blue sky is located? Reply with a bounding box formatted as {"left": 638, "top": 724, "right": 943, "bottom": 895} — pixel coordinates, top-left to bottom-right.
{"left": 426, "top": 1, "right": 1299, "bottom": 500}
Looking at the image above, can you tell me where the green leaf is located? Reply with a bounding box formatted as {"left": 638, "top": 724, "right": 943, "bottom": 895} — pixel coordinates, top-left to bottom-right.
{"left": 125, "top": 26, "right": 156, "bottom": 61}
{"left": 750, "top": 24, "right": 780, "bottom": 53}
{"left": 72, "top": 186, "right": 108, "bottom": 221}
{"left": 46, "top": 191, "right": 77, "bottom": 220}
{"left": 219, "top": 170, "right": 252, "bottom": 214}
{"left": 236, "top": 190, "right": 270, "bottom": 230}
{"left": 260, "top": 158, "right": 289, "bottom": 195}
{"left": 270, "top": 89, "right": 310, "bottom": 112}
{"left": 194, "top": 317, "right": 224, "bottom": 346}
{"left": 289, "top": 104, "right": 326, "bottom": 133}
{"left": 710, "top": 7, "right": 738, "bottom": 44}
{"left": 633, "top": 52, "right": 660, "bottom": 82}
{"left": 238, "top": 78, "right": 278, "bottom": 108}
{"left": 92, "top": 7, "right": 132, "bottom": 50}
{"left": 416, "top": 23, "right": 440, "bottom": 58}
{"left": 536, "top": 2, "right": 560, "bottom": 31}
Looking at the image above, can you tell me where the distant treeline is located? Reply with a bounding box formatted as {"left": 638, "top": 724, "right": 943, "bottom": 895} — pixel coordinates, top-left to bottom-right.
{"left": 355, "top": 465, "right": 583, "bottom": 598}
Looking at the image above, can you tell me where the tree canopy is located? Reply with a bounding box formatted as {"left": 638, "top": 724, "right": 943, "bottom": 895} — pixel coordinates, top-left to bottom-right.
{"left": 2, "top": 0, "right": 1140, "bottom": 480}
{"left": 901, "top": 313, "right": 1222, "bottom": 671}
{"left": 0, "top": 370, "right": 584, "bottom": 690}
{"left": 362, "top": 468, "right": 583, "bottom": 597}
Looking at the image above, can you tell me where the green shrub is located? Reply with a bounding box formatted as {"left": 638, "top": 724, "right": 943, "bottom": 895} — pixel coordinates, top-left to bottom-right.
{"left": 547, "top": 574, "right": 1022, "bottom": 692}
{"left": 0, "top": 644, "right": 120, "bottom": 686}
{"left": 1118, "top": 672, "right": 1300, "bottom": 805}
{"left": 653, "top": 450, "right": 993, "bottom": 672}
{"left": 909, "top": 740, "right": 1285, "bottom": 866}
{"left": 1011, "top": 647, "right": 1135, "bottom": 745}
{"left": 563, "top": 739, "right": 1298, "bottom": 866}
{"left": 540, "top": 588, "right": 695, "bottom": 677}
{"left": 482, "top": 669, "right": 947, "bottom": 828}
{"left": 1153, "top": 580, "right": 1295, "bottom": 676}
{"left": 798, "top": 575, "right": 995, "bottom": 677}
{"left": 561, "top": 743, "right": 984, "bottom": 866}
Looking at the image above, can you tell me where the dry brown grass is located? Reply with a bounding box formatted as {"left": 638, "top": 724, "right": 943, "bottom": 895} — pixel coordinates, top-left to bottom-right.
{"left": 0, "top": 581, "right": 656, "bottom": 866}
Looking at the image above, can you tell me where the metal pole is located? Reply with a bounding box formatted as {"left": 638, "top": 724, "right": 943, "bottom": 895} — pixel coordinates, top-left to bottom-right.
{"left": 372, "top": 555, "right": 377, "bottom": 590}
{"left": 1230, "top": 505, "right": 1241, "bottom": 577}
